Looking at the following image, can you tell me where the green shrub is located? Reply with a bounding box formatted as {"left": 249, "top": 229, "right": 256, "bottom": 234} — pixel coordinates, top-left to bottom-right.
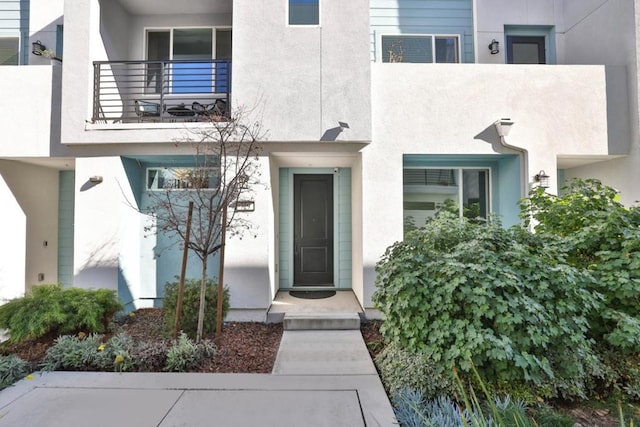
{"left": 0, "top": 355, "right": 31, "bottom": 390}
{"left": 373, "top": 213, "right": 600, "bottom": 399}
{"left": 42, "top": 333, "right": 134, "bottom": 372}
{"left": 374, "top": 342, "right": 454, "bottom": 401}
{"left": 165, "top": 332, "right": 216, "bottom": 372}
{"left": 41, "top": 334, "right": 104, "bottom": 371}
{"left": 0, "top": 284, "right": 122, "bottom": 343}
{"left": 521, "top": 179, "right": 640, "bottom": 354}
{"left": 163, "top": 278, "right": 229, "bottom": 339}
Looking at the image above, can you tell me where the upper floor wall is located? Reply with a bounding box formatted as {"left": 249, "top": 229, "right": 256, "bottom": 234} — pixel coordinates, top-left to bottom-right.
{"left": 370, "top": 0, "right": 474, "bottom": 63}
{"left": 476, "top": 0, "right": 635, "bottom": 66}
{"left": 59, "top": 0, "right": 371, "bottom": 145}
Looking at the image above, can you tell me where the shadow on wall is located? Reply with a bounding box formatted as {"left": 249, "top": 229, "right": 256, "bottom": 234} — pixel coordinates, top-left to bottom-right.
{"left": 474, "top": 124, "right": 504, "bottom": 153}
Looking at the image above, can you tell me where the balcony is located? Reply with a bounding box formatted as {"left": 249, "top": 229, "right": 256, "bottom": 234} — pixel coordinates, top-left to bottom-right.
{"left": 92, "top": 59, "right": 231, "bottom": 123}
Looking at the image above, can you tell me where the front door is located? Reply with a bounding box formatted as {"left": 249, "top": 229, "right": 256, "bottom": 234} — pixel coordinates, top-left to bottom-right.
{"left": 293, "top": 174, "right": 334, "bottom": 286}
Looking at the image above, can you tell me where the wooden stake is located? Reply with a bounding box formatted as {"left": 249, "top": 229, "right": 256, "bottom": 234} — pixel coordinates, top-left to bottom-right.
{"left": 174, "top": 201, "right": 194, "bottom": 338}
{"left": 216, "top": 201, "right": 227, "bottom": 341}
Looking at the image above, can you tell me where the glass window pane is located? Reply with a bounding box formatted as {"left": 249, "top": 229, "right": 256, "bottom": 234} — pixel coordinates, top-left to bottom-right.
{"left": 462, "top": 170, "right": 489, "bottom": 220}
{"left": 512, "top": 42, "right": 541, "bottom": 64}
{"left": 290, "top": 0, "right": 319, "bottom": 25}
{"left": 382, "top": 36, "right": 433, "bottom": 63}
{"left": 0, "top": 38, "right": 19, "bottom": 66}
{"left": 146, "top": 31, "right": 170, "bottom": 94}
{"left": 403, "top": 168, "right": 459, "bottom": 233}
{"left": 435, "top": 37, "right": 459, "bottom": 63}
{"left": 172, "top": 29, "right": 213, "bottom": 94}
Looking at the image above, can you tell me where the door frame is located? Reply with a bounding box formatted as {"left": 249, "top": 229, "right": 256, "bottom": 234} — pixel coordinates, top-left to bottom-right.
{"left": 279, "top": 167, "right": 351, "bottom": 290}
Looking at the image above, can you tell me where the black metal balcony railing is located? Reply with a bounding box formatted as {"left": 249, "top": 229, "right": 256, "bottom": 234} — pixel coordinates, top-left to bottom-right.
{"left": 92, "top": 59, "right": 231, "bottom": 123}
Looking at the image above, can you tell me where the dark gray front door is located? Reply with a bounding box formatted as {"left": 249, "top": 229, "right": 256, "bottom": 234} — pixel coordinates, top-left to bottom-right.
{"left": 506, "top": 36, "right": 546, "bottom": 64}
{"left": 294, "top": 174, "right": 334, "bottom": 286}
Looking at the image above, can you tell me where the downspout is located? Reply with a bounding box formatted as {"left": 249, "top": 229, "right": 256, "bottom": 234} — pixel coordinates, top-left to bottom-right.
{"left": 493, "top": 118, "right": 529, "bottom": 199}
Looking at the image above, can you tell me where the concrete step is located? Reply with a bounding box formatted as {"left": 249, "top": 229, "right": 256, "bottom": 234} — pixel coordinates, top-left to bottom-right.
{"left": 283, "top": 312, "right": 361, "bottom": 330}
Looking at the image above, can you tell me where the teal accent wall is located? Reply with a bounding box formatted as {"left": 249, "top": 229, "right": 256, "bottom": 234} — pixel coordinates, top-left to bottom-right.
{"left": 121, "top": 156, "right": 218, "bottom": 306}
{"left": 279, "top": 168, "right": 352, "bottom": 289}
{"left": 0, "top": 0, "right": 30, "bottom": 64}
{"left": 403, "top": 154, "right": 521, "bottom": 227}
{"left": 57, "top": 171, "right": 75, "bottom": 287}
{"left": 504, "top": 25, "right": 556, "bottom": 64}
{"left": 56, "top": 24, "right": 63, "bottom": 58}
{"left": 370, "top": 0, "right": 474, "bottom": 63}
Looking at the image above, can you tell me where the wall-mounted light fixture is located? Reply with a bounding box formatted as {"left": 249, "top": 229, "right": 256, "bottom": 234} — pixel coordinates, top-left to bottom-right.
{"left": 488, "top": 39, "right": 500, "bottom": 54}
{"left": 89, "top": 175, "right": 104, "bottom": 184}
{"left": 534, "top": 170, "right": 550, "bottom": 188}
{"left": 31, "top": 40, "right": 46, "bottom": 55}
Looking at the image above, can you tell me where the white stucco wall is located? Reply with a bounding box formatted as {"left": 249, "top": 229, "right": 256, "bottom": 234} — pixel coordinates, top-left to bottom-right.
{"left": 29, "top": 0, "right": 64, "bottom": 66}
{"left": 73, "top": 157, "right": 125, "bottom": 290}
{"left": 232, "top": 0, "right": 372, "bottom": 143}
{"left": 0, "top": 66, "right": 54, "bottom": 157}
{"left": 0, "top": 160, "right": 59, "bottom": 298}
{"left": 362, "top": 62, "right": 612, "bottom": 307}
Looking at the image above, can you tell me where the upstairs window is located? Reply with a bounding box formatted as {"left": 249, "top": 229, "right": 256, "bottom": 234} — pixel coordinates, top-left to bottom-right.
{"left": 0, "top": 38, "right": 19, "bottom": 65}
{"left": 289, "top": 0, "right": 319, "bottom": 25}
{"left": 381, "top": 35, "right": 459, "bottom": 63}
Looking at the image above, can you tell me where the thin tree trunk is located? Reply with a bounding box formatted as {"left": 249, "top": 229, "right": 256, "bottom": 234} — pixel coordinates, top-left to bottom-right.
{"left": 196, "top": 254, "right": 208, "bottom": 342}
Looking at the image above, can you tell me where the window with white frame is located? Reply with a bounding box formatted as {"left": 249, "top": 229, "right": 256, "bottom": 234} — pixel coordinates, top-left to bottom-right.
{"left": 403, "top": 168, "right": 489, "bottom": 233}
{"left": 146, "top": 167, "right": 219, "bottom": 191}
{"left": 289, "top": 0, "right": 319, "bottom": 25}
{"left": 0, "top": 37, "right": 19, "bottom": 66}
{"left": 381, "top": 35, "right": 459, "bottom": 63}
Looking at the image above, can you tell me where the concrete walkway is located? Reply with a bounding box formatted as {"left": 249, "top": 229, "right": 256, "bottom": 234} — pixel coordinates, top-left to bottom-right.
{"left": 0, "top": 331, "right": 397, "bottom": 427}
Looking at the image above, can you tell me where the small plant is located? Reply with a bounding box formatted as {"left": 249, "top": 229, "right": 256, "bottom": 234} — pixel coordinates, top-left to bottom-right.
{"left": 163, "top": 278, "right": 229, "bottom": 339}
{"left": 0, "top": 355, "right": 31, "bottom": 390}
{"left": 0, "top": 284, "right": 122, "bottom": 343}
{"left": 165, "top": 332, "right": 215, "bottom": 372}
{"left": 374, "top": 342, "right": 454, "bottom": 401}
{"left": 42, "top": 333, "right": 134, "bottom": 372}
{"left": 131, "top": 340, "right": 170, "bottom": 372}
{"left": 41, "top": 334, "right": 103, "bottom": 371}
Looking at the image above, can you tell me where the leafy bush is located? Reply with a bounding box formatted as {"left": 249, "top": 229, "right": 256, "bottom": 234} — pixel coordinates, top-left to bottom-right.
{"left": 0, "top": 355, "right": 31, "bottom": 389}
{"left": 373, "top": 213, "right": 600, "bottom": 399}
{"left": 165, "top": 332, "right": 216, "bottom": 372}
{"left": 521, "top": 179, "right": 640, "bottom": 354}
{"left": 42, "top": 333, "right": 134, "bottom": 372}
{"left": 374, "top": 342, "right": 454, "bottom": 401}
{"left": 163, "top": 278, "right": 229, "bottom": 339}
{"left": 0, "top": 284, "right": 122, "bottom": 343}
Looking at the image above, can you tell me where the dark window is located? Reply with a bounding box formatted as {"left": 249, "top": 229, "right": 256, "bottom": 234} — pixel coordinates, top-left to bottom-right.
{"left": 0, "top": 38, "right": 19, "bottom": 65}
{"left": 506, "top": 36, "right": 546, "bottom": 64}
{"left": 289, "top": 0, "right": 319, "bottom": 25}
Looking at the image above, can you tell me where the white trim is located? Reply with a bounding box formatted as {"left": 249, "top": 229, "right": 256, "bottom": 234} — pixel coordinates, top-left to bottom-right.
{"left": 377, "top": 33, "right": 462, "bottom": 63}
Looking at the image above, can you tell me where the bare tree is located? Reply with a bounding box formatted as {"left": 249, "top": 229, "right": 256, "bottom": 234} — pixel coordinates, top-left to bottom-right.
{"left": 146, "top": 105, "right": 265, "bottom": 341}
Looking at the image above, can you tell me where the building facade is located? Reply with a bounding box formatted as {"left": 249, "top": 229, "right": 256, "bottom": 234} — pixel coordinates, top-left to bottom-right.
{"left": 0, "top": 0, "right": 637, "bottom": 319}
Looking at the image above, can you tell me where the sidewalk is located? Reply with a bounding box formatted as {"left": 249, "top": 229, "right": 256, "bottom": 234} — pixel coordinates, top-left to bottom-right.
{"left": 0, "top": 331, "right": 397, "bottom": 427}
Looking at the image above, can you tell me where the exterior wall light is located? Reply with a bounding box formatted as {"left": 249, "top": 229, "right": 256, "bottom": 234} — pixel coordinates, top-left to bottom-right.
{"left": 534, "top": 170, "right": 550, "bottom": 188}
{"left": 488, "top": 39, "right": 499, "bottom": 54}
{"left": 89, "top": 175, "right": 104, "bottom": 184}
{"left": 31, "top": 40, "right": 46, "bottom": 55}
